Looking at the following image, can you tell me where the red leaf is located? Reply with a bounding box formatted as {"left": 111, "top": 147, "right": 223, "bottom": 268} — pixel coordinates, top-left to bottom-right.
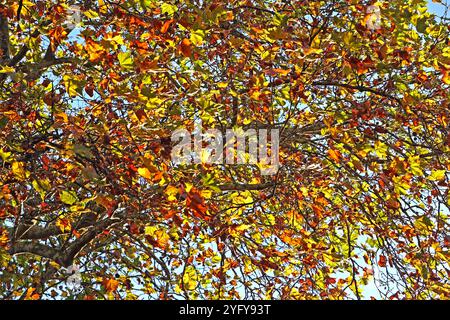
{"left": 378, "top": 255, "right": 387, "bottom": 267}
{"left": 186, "top": 189, "right": 209, "bottom": 220}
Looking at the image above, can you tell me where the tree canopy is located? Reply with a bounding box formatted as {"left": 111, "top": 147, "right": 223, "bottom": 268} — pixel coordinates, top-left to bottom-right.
{"left": 0, "top": 0, "right": 449, "bottom": 300}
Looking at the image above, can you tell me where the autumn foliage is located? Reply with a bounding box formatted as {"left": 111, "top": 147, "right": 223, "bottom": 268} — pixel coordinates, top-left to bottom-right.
{"left": 0, "top": 0, "right": 450, "bottom": 300}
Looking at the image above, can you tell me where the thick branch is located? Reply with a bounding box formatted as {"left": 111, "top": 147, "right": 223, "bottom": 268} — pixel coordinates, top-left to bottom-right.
{"left": 8, "top": 242, "right": 60, "bottom": 262}
{"left": 64, "top": 218, "right": 121, "bottom": 265}
{"left": 0, "top": 13, "right": 10, "bottom": 63}
{"left": 10, "top": 218, "right": 121, "bottom": 267}
{"left": 15, "top": 224, "right": 63, "bottom": 240}
{"left": 16, "top": 214, "right": 96, "bottom": 240}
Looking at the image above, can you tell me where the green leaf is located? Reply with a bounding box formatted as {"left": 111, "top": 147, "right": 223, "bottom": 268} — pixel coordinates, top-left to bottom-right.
{"left": 140, "top": 0, "right": 154, "bottom": 10}
{"left": 118, "top": 51, "right": 134, "bottom": 70}
{"left": 73, "top": 143, "right": 95, "bottom": 159}
{"left": 416, "top": 17, "right": 428, "bottom": 33}
{"left": 0, "top": 117, "right": 8, "bottom": 129}
{"left": 60, "top": 190, "right": 79, "bottom": 205}
{"left": 32, "top": 179, "right": 51, "bottom": 200}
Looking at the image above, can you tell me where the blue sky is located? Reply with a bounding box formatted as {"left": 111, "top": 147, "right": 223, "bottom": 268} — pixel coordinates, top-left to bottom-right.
{"left": 428, "top": 0, "right": 449, "bottom": 16}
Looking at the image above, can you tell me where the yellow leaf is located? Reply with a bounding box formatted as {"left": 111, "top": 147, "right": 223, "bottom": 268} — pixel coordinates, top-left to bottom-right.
{"left": 290, "top": 287, "right": 302, "bottom": 299}
{"left": 182, "top": 266, "right": 198, "bottom": 291}
{"left": 144, "top": 226, "right": 157, "bottom": 236}
{"left": 374, "top": 141, "right": 388, "bottom": 159}
{"left": 304, "top": 47, "right": 323, "bottom": 56}
{"left": 32, "top": 179, "right": 51, "bottom": 200}
{"left": 98, "top": 0, "right": 108, "bottom": 14}
{"left": 185, "top": 182, "right": 193, "bottom": 193}
{"left": 190, "top": 30, "right": 204, "bottom": 46}
{"left": 161, "top": 3, "right": 178, "bottom": 17}
{"left": 63, "top": 75, "right": 81, "bottom": 97}
{"left": 236, "top": 224, "right": 250, "bottom": 232}
{"left": 429, "top": 170, "right": 446, "bottom": 181}
{"left": 84, "top": 10, "right": 99, "bottom": 19}
{"left": 12, "top": 162, "right": 29, "bottom": 180}
{"left": 165, "top": 185, "right": 179, "bottom": 201}
{"left": 408, "top": 156, "right": 423, "bottom": 176}
{"left": 0, "top": 149, "right": 12, "bottom": 162}
{"left": 443, "top": 71, "right": 450, "bottom": 85}
{"left": 0, "top": 66, "right": 15, "bottom": 74}
{"left": 414, "top": 216, "right": 434, "bottom": 233}
{"left": 392, "top": 176, "right": 411, "bottom": 195}
{"left": 137, "top": 167, "right": 152, "bottom": 180}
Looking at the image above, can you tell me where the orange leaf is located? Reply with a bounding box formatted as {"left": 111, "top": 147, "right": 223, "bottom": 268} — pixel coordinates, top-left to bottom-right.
{"left": 103, "top": 278, "right": 119, "bottom": 292}
{"left": 442, "top": 70, "right": 450, "bottom": 85}
{"left": 25, "top": 288, "right": 40, "bottom": 300}
{"left": 138, "top": 59, "right": 158, "bottom": 71}
{"left": 161, "top": 19, "right": 173, "bottom": 33}
{"left": 266, "top": 68, "right": 290, "bottom": 76}
{"left": 135, "top": 109, "right": 148, "bottom": 122}
{"left": 0, "top": 228, "right": 9, "bottom": 248}
{"left": 180, "top": 38, "right": 191, "bottom": 57}
{"left": 311, "top": 204, "right": 324, "bottom": 218}
{"left": 327, "top": 149, "right": 342, "bottom": 163}
{"left": 85, "top": 38, "right": 104, "bottom": 62}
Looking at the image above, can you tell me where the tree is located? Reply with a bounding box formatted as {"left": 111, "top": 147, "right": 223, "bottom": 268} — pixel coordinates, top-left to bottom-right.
{"left": 0, "top": 0, "right": 449, "bottom": 300}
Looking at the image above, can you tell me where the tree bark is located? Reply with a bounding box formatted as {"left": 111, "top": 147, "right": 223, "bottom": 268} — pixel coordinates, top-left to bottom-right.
{"left": 0, "top": 14, "right": 10, "bottom": 63}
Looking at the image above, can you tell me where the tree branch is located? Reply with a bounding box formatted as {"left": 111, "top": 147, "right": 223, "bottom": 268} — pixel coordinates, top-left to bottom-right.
{"left": 64, "top": 218, "right": 121, "bottom": 266}
{"left": 8, "top": 20, "right": 52, "bottom": 67}
{"left": 218, "top": 183, "right": 274, "bottom": 191}
{"left": 15, "top": 214, "right": 97, "bottom": 240}
{"left": 8, "top": 242, "right": 60, "bottom": 263}
{"left": 0, "top": 13, "right": 10, "bottom": 63}
{"left": 311, "top": 81, "right": 402, "bottom": 105}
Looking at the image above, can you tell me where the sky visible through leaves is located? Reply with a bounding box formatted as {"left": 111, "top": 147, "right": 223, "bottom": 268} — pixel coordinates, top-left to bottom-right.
{"left": 1, "top": 0, "right": 450, "bottom": 300}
